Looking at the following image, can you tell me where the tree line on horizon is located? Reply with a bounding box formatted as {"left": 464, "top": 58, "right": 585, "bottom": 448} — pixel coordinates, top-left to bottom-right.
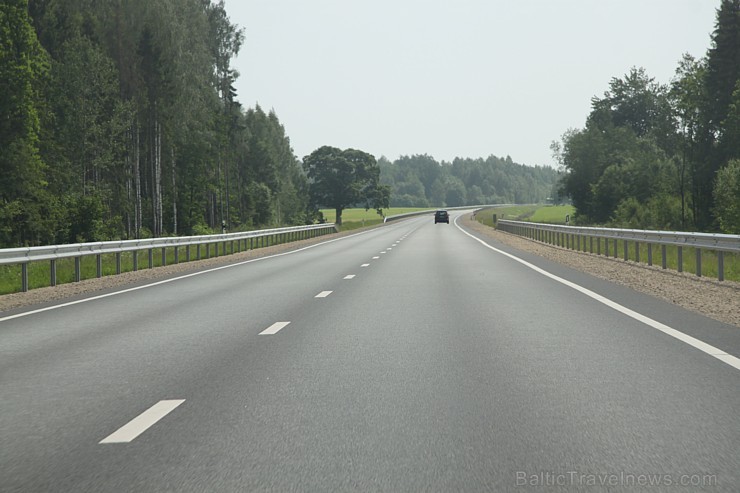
{"left": 378, "top": 154, "right": 559, "bottom": 208}
{"left": 554, "top": 0, "right": 740, "bottom": 234}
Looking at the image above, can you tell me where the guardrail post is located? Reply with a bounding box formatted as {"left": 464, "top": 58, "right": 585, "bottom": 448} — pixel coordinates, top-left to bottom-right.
{"left": 623, "top": 240, "right": 629, "bottom": 261}
{"left": 613, "top": 239, "right": 618, "bottom": 259}
{"left": 50, "top": 259, "right": 57, "bottom": 286}
{"left": 133, "top": 251, "right": 138, "bottom": 271}
{"left": 718, "top": 252, "right": 725, "bottom": 281}
{"left": 597, "top": 237, "right": 601, "bottom": 256}
{"left": 647, "top": 244, "right": 653, "bottom": 266}
{"left": 576, "top": 235, "right": 581, "bottom": 252}
{"left": 635, "top": 243, "right": 640, "bottom": 264}
{"left": 174, "top": 246, "right": 179, "bottom": 264}
{"left": 22, "top": 263, "right": 28, "bottom": 292}
{"left": 116, "top": 252, "right": 122, "bottom": 274}
{"left": 97, "top": 254, "right": 103, "bottom": 277}
{"left": 661, "top": 245, "right": 667, "bottom": 269}
{"left": 205, "top": 244, "right": 210, "bottom": 259}
{"left": 197, "top": 244, "right": 201, "bottom": 260}
{"left": 186, "top": 245, "right": 191, "bottom": 262}
{"left": 75, "top": 257, "right": 81, "bottom": 282}
{"left": 696, "top": 249, "right": 702, "bottom": 277}
{"left": 677, "top": 247, "right": 683, "bottom": 272}
{"left": 161, "top": 247, "right": 167, "bottom": 266}
{"left": 148, "top": 249, "right": 153, "bottom": 269}
{"left": 589, "top": 237, "right": 593, "bottom": 253}
{"left": 605, "top": 238, "right": 609, "bottom": 257}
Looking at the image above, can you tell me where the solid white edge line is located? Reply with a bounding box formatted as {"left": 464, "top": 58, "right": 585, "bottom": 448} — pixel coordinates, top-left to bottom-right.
{"left": 100, "top": 399, "right": 185, "bottom": 444}
{"left": 0, "top": 225, "right": 395, "bottom": 323}
{"left": 315, "top": 291, "right": 333, "bottom": 298}
{"left": 453, "top": 216, "right": 740, "bottom": 372}
{"left": 259, "top": 321, "right": 291, "bottom": 335}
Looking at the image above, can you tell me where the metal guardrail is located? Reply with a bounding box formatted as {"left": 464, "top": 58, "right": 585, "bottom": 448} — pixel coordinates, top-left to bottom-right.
{"left": 497, "top": 219, "right": 740, "bottom": 281}
{"left": 0, "top": 224, "right": 337, "bottom": 292}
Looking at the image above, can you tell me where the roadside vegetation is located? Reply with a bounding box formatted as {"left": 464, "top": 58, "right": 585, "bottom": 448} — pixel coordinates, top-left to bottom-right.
{"left": 553, "top": 2, "right": 740, "bottom": 234}
{"left": 320, "top": 207, "right": 434, "bottom": 231}
{"left": 474, "top": 205, "right": 574, "bottom": 227}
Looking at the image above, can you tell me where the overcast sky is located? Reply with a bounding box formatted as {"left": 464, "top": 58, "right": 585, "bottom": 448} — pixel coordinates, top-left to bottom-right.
{"left": 228, "top": 1, "right": 718, "bottom": 167}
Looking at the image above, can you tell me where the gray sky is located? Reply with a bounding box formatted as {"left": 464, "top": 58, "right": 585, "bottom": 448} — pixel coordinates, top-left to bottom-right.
{"left": 229, "top": 1, "right": 718, "bottom": 167}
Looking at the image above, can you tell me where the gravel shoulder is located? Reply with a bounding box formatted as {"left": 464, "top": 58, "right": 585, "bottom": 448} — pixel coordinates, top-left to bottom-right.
{"left": 2, "top": 218, "right": 739, "bottom": 328}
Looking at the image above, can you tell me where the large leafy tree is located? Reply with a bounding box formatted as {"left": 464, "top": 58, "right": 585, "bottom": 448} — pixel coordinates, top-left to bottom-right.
{"left": 303, "top": 146, "right": 389, "bottom": 225}
{"left": 556, "top": 68, "right": 677, "bottom": 224}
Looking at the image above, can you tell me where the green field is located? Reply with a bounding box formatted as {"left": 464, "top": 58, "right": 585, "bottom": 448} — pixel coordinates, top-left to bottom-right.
{"left": 474, "top": 205, "right": 575, "bottom": 227}
{"left": 321, "top": 207, "right": 434, "bottom": 231}
{"left": 528, "top": 205, "right": 576, "bottom": 224}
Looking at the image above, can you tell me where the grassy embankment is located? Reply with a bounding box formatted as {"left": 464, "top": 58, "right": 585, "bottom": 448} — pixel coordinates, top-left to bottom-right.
{"left": 320, "top": 207, "right": 434, "bottom": 231}
{"left": 476, "top": 205, "right": 740, "bottom": 282}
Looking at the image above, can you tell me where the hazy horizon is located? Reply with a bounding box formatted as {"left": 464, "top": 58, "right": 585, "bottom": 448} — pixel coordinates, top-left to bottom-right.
{"left": 229, "top": 1, "right": 718, "bottom": 167}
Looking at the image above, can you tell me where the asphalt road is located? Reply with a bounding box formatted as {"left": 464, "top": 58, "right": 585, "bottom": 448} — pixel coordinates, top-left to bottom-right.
{"left": 2, "top": 211, "right": 739, "bottom": 492}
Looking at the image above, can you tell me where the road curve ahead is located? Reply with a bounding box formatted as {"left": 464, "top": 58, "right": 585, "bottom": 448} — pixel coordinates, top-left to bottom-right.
{"left": 2, "top": 210, "right": 739, "bottom": 492}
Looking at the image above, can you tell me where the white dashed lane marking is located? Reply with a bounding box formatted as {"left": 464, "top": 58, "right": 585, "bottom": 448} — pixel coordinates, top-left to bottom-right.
{"left": 259, "top": 321, "right": 291, "bottom": 335}
{"left": 361, "top": 264, "right": 370, "bottom": 267}
{"left": 372, "top": 256, "right": 380, "bottom": 259}
{"left": 344, "top": 275, "right": 356, "bottom": 280}
{"left": 100, "top": 400, "right": 185, "bottom": 444}
{"left": 315, "top": 291, "right": 332, "bottom": 298}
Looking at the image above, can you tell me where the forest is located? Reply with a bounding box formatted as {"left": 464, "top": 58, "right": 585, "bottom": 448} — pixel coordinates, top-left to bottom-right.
{"left": 554, "top": 0, "right": 740, "bottom": 233}
{"left": 378, "top": 154, "right": 558, "bottom": 208}
{"left": 0, "top": 0, "right": 561, "bottom": 248}
{"left": 2, "top": 0, "right": 311, "bottom": 247}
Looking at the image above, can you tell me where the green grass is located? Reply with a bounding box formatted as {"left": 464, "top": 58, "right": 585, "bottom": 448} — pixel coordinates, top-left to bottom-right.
{"left": 474, "top": 204, "right": 574, "bottom": 226}
{"left": 581, "top": 237, "right": 740, "bottom": 281}
{"left": 528, "top": 205, "right": 576, "bottom": 224}
{"left": 474, "top": 205, "right": 539, "bottom": 227}
{"left": 320, "top": 207, "right": 433, "bottom": 224}
{"left": 321, "top": 207, "right": 435, "bottom": 231}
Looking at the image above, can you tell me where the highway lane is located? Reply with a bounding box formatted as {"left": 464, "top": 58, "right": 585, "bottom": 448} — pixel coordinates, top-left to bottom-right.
{"left": 1, "top": 211, "right": 739, "bottom": 492}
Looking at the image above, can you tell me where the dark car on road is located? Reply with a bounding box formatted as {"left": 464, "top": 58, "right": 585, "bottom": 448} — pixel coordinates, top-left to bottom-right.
{"left": 434, "top": 210, "right": 449, "bottom": 224}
